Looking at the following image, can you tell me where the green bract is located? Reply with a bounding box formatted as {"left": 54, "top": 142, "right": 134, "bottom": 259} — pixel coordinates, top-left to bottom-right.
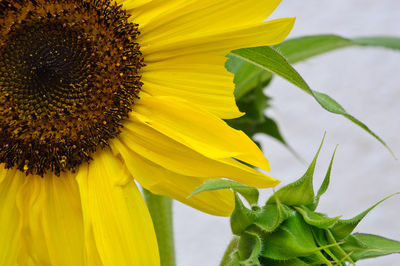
{"left": 195, "top": 139, "right": 400, "bottom": 266}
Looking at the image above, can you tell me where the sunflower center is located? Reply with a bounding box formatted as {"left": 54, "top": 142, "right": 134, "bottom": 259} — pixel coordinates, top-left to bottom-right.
{"left": 0, "top": 0, "right": 143, "bottom": 176}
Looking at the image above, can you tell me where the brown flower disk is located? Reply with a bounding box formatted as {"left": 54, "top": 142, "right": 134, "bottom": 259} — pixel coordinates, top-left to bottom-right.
{"left": 0, "top": 0, "right": 143, "bottom": 176}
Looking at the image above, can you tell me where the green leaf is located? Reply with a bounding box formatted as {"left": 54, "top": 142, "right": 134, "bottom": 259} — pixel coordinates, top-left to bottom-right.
{"left": 308, "top": 146, "right": 338, "bottom": 210}
{"left": 275, "top": 35, "right": 400, "bottom": 64}
{"left": 227, "top": 35, "right": 400, "bottom": 102}
{"left": 238, "top": 231, "right": 262, "bottom": 266}
{"left": 225, "top": 56, "right": 245, "bottom": 74}
{"left": 225, "top": 56, "right": 273, "bottom": 99}
{"left": 234, "top": 81, "right": 271, "bottom": 122}
{"left": 227, "top": 114, "right": 295, "bottom": 155}
{"left": 268, "top": 136, "right": 324, "bottom": 206}
{"left": 294, "top": 206, "right": 341, "bottom": 229}
{"left": 254, "top": 199, "right": 294, "bottom": 232}
{"left": 274, "top": 34, "right": 354, "bottom": 64}
{"left": 342, "top": 233, "right": 400, "bottom": 262}
{"left": 227, "top": 109, "right": 298, "bottom": 158}
{"left": 228, "top": 46, "right": 393, "bottom": 156}
{"left": 354, "top": 36, "right": 400, "bottom": 50}
{"left": 231, "top": 193, "right": 257, "bottom": 235}
{"left": 260, "top": 214, "right": 320, "bottom": 260}
{"left": 331, "top": 193, "right": 399, "bottom": 240}
{"left": 189, "top": 179, "right": 259, "bottom": 206}
{"left": 225, "top": 73, "right": 296, "bottom": 154}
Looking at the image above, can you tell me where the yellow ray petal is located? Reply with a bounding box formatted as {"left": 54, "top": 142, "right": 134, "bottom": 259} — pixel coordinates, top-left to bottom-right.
{"left": 16, "top": 171, "right": 84, "bottom": 266}
{"left": 120, "top": 0, "right": 153, "bottom": 10}
{"left": 141, "top": 18, "right": 295, "bottom": 62}
{"left": 140, "top": 17, "right": 294, "bottom": 118}
{"left": 0, "top": 166, "right": 23, "bottom": 266}
{"left": 131, "top": 0, "right": 281, "bottom": 38}
{"left": 132, "top": 1, "right": 294, "bottom": 119}
{"left": 115, "top": 118, "right": 278, "bottom": 188}
{"left": 134, "top": 94, "right": 269, "bottom": 171}
{"left": 76, "top": 151, "right": 160, "bottom": 266}
{"left": 127, "top": 0, "right": 193, "bottom": 29}
{"left": 141, "top": 54, "right": 242, "bottom": 119}
{"left": 112, "top": 139, "right": 234, "bottom": 216}
{"left": 142, "top": 80, "right": 242, "bottom": 119}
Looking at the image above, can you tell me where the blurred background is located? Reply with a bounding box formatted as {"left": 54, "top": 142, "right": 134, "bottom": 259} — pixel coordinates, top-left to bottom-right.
{"left": 174, "top": 1, "right": 400, "bottom": 265}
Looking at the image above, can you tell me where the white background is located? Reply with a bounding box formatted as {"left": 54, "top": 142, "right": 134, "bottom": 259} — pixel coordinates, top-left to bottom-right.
{"left": 174, "top": 1, "right": 400, "bottom": 265}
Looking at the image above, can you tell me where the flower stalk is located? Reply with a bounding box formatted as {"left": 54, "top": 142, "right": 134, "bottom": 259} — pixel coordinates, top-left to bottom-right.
{"left": 143, "top": 189, "right": 176, "bottom": 266}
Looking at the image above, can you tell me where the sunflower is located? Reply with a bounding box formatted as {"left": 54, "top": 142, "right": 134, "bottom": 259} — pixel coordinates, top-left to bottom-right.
{"left": 0, "top": 0, "right": 294, "bottom": 265}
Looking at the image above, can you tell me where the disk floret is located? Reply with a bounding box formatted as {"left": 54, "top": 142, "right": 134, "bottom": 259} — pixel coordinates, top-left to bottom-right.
{"left": 0, "top": 0, "right": 143, "bottom": 176}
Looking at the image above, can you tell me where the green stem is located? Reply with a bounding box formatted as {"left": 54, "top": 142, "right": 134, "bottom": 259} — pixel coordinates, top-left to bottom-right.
{"left": 143, "top": 189, "right": 176, "bottom": 266}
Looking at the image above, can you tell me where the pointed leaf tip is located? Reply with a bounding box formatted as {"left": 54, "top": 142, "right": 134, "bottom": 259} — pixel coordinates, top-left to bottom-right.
{"left": 309, "top": 145, "right": 338, "bottom": 210}
{"left": 317, "top": 145, "right": 338, "bottom": 198}
{"left": 331, "top": 193, "right": 399, "bottom": 240}
{"left": 268, "top": 135, "right": 325, "bottom": 206}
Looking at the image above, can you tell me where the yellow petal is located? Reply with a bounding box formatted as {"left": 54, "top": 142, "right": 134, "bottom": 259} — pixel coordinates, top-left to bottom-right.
{"left": 76, "top": 151, "right": 160, "bottom": 266}
{"left": 141, "top": 18, "right": 295, "bottom": 61}
{"left": 131, "top": 1, "right": 294, "bottom": 119}
{"left": 120, "top": 0, "right": 153, "bottom": 10}
{"left": 112, "top": 139, "right": 234, "bottom": 216}
{"left": 142, "top": 54, "right": 242, "bottom": 119}
{"left": 132, "top": 0, "right": 281, "bottom": 37}
{"left": 115, "top": 117, "right": 278, "bottom": 188}
{"left": 134, "top": 94, "right": 269, "bottom": 171}
{"left": 0, "top": 166, "right": 23, "bottom": 266}
{"left": 16, "top": 171, "right": 85, "bottom": 266}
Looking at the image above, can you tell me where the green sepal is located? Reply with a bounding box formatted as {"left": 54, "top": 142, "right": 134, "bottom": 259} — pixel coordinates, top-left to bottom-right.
{"left": 231, "top": 193, "right": 257, "bottom": 235}
{"left": 226, "top": 252, "right": 240, "bottom": 266}
{"left": 220, "top": 237, "right": 240, "bottom": 266}
{"left": 308, "top": 146, "right": 337, "bottom": 210}
{"left": 294, "top": 206, "right": 341, "bottom": 229}
{"left": 189, "top": 179, "right": 259, "bottom": 206}
{"left": 341, "top": 233, "right": 400, "bottom": 262}
{"left": 331, "top": 193, "right": 398, "bottom": 240}
{"left": 237, "top": 231, "right": 262, "bottom": 266}
{"left": 221, "top": 138, "right": 400, "bottom": 265}
{"left": 254, "top": 199, "right": 294, "bottom": 232}
{"left": 268, "top": 136, "right": 324, "bottom": 206}
{"left": 260, "top": 213, "right": 319, "bottom": 260}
